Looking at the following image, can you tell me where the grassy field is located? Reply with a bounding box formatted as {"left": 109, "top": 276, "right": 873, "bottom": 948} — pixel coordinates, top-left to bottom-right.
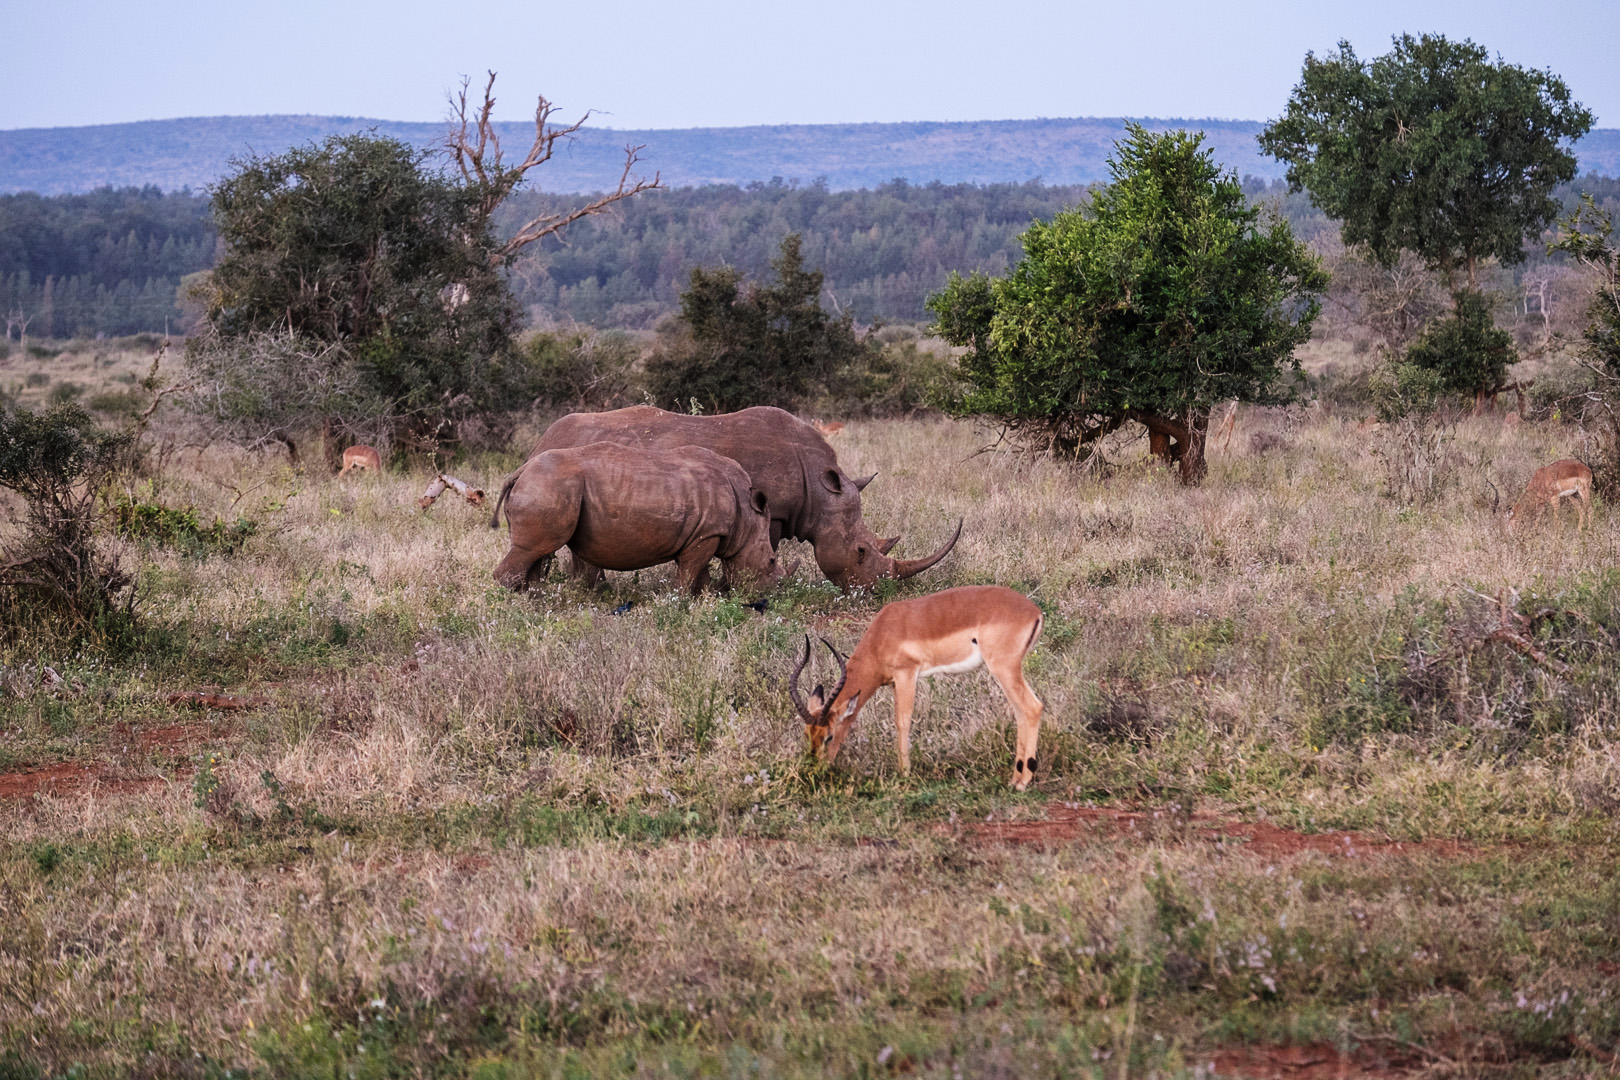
{"left": 1, "top": 342, "right": 1619, "bottom": 1078}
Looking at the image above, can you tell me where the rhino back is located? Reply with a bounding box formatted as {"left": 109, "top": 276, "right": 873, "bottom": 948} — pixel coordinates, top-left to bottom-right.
{"left": 565, "top": 444, "right": 751, "bottom": 571}
{"left": 534, "top": 406, "right": 837, "bottom": 538}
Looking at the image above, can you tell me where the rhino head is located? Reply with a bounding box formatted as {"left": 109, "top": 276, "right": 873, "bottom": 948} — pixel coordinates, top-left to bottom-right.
{"left": 809, "top": 468, "right": 962, "bottom": 588}
{"left": 726, "top": 488, "right": 793, "bottom": 592}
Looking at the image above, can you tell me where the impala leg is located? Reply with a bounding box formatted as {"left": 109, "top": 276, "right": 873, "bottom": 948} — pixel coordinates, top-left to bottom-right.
{"left": 891, "top": 670, "right": 917, "bottom": 778}
{"left": 676, "top": 537, "right": 722, "bottom": 595}
{"left": 989, "top": 656, "right": 1044, "bottom": 791}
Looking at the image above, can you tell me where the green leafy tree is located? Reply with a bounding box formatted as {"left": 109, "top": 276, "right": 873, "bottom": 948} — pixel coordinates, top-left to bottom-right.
{"left": 1259, "top": 34, "right": 1593, "bottom": 289}
{"left": 928, "top": 126, "right": 1327, "bottom": 485}
{"left": 645, "top": 234, "right": 877, "bottom": 413}
{"left": 193, "top": 133, "right": 518, "bottom": 459}
{"left": 190, "top": 74, "right": 660, "bottom": 462}
{"left": 1403, "top": 289, "right": 1517, "bottom": 403}
{"left": 1551, "top": 194, "right": 1620, "bottom": 486}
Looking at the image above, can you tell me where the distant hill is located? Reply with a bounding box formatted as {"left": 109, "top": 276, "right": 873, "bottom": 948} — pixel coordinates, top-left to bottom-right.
{"left": 8, "top": 114, "right": 1613, "bottom": 196}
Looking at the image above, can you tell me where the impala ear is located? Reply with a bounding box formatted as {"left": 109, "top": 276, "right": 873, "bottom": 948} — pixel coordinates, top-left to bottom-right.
{"left": 840, "top": 692, "right": 861, "bottom": 720}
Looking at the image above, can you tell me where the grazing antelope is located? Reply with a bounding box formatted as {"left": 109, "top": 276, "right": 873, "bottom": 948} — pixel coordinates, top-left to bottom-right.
{"left": 338, "top": 444, "right": 382, "bottom": 476}
{"left": 1507, "top": 459, "right": 1593, "bottom": 533}
{"left": 789, "top": 585, "right": 1046, "bottom": 791}
{"left": 811, "top": 419, "right": 845, "bottom": 438}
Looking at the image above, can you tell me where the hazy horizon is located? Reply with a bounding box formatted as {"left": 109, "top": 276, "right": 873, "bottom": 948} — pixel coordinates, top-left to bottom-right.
{"left": 5, "top": 0, "right": 1616, "bottom": 132}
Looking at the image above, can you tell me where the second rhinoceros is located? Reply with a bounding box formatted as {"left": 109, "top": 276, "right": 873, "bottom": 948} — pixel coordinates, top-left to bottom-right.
{"left": 491, "top": 442, "right": 786, "bottom": 594}
{"left": 530, "top": 405, "right": 959, "bottom": 588}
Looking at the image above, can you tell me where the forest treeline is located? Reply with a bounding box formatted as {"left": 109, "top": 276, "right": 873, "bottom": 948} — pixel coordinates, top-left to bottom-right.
{"left": 3, "top": 174, "right": 1618, "bottom": 339}
{"left": 0, "top": 186, "right": 215, "bottom": 338}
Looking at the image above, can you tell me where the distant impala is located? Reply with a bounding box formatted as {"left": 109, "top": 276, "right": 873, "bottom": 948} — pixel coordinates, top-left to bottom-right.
{"left": 1507, "top": 459, "right": 1592, "bottom": 533}
{"left": 790, "top": 585, "right": 1046, "bottom": 790}
{"left": 338, "top": 444, "right": 382, "bottom": 476}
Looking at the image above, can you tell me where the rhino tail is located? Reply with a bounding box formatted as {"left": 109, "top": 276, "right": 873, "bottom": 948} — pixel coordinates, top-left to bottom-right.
{"left": 489, "top": 471, "right": 521, "bottom": 530}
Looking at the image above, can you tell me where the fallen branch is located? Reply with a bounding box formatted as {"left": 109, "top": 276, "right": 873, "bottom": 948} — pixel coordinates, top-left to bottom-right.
{"left": 417, "top": 474, "right": 485, "bottom": 510}
{"left": 1481, "top": 589, "right": 1570, "bottom": 675}
{"left": 417, "top": 477, "right": 448, "bottom": 509}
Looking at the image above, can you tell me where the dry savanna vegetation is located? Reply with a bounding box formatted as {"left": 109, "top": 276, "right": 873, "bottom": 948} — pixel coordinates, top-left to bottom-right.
{"left": 2, "top": 339, "right": 1619, "bottom": 1079}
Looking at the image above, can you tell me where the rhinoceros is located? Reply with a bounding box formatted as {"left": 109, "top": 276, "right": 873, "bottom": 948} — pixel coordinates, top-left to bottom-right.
{"left": 529, "top": 405, "right": 959, "bottom": 588}
{"left": 491, "top": 442, "right": 786, "bottom": 594}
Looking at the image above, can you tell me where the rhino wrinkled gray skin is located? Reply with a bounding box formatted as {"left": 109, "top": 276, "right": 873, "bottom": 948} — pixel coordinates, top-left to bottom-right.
{"left": 529, "top": 405, "right": 959, "bottom": 588}
{"left": 491, "top": 442, "right": 786, "bottom": 595}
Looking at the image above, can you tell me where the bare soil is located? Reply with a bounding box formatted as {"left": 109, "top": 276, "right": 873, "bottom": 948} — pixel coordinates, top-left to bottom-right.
{"left": 936, "top": 804, "right": 1471, "bottom": 860}
{"left": 1209, "top": 1042, "right": 1421, "bottom": 1079}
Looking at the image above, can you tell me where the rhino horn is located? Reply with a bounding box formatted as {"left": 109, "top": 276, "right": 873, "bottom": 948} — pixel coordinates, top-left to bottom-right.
{"left": 891, "top": 519, "right": 963, "bottom": 580}
{"left": 852, "top": 472, "right": 877, "bottom": 491}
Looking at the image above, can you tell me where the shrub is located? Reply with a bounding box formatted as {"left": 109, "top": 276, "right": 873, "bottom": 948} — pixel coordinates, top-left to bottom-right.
{"left": 518, "top": 329, "right": 642, "bottom": 410}
{"left": 645, "top": 234, "right": 878, "bottom": 414}
{"left": 0, "top": 404, "right": 136, "bottom": 647}
{"left": 112, "top": 498, "right": 257, "bottom": 556}
{"left": 1404, "top": 289, "right": 1517, "bottom": 402}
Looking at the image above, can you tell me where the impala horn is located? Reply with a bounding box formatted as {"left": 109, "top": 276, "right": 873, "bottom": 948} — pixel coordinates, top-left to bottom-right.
{"left": 819, "top": 637, "right": 850, "bottom": 704}
{"left": 788, "top": 635, "right": 816, "bottom": 723}
{"left": 891, "top": 519, "right": 963, "bottom": 580}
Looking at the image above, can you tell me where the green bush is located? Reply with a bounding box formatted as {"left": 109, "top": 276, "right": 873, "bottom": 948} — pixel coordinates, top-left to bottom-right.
{"left": 113, "top": 498, "right": 257, "bottom": 556}
{"left": 1404, "top": 289, "right": 1516, "bottom": 400}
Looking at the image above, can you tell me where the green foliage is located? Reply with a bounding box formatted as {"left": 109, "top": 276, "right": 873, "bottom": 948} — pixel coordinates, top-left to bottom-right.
{"left": 929, "top": 126, "right": 1326, "bottom": 482}
{"left": 1260, "top": 34, "right": 1594, "bottom": 286}
{"left": 0, "top": 187, "right": 213, "bottom": 338}
{"left": 517, "top": 329, "right": 641, "bottom": 410}
{"left": 1403, "top": 289, "right": 1517, "bottom": 397}
{"left": 644, "top": 234, "right": 880, "bottom": 413}
{"left": 1552, "top": 194, "right": 1620, "bottom": 378}
{"left": 112, "top": 497, "right": 257, "bottom": 556}
{"left": 0, "top": 403, "right": 138, "bottom": 648}
{"left": 192, "top": 134, "right": 520, "bottom": 446}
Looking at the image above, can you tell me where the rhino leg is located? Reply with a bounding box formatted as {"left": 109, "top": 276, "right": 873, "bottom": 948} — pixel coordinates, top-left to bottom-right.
{"left": 567, "top": 553, "right": 606, "bottom": 588}
{"left": 676, "top": 537, "right": 723, "bottom": 595}
{"left": 495, "top": 544, "right": 557, "bottom": 591}
{"left": 526, "top": 554, "right": 555, "bottom": 588}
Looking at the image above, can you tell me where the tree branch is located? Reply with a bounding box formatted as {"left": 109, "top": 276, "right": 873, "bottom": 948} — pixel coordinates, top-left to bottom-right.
{"left": 444, "top": 71, "right": 664, "bottom": 268}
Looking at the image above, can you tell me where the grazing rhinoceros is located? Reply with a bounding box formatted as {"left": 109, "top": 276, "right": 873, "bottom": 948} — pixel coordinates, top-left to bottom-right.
{"left": 491, "top": 442, "right": 786, "bottom": 595}
{"left": 528, "top": 405, "right": 959, "bottom": 588}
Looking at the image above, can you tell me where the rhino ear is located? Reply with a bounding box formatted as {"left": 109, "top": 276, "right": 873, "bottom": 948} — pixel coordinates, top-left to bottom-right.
{"left": 821, "top": 469, "right": 843, "bottom": 494}
{"left": 751, "top": 489, "right": 769, "bottom": 515}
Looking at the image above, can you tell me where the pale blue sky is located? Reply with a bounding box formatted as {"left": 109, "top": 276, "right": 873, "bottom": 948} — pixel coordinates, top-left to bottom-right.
{"left": 4, "top": 0, "right": 1615, "bottom": 131}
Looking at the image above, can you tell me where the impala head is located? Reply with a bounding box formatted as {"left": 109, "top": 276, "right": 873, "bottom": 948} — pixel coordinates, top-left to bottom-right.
{"left": 788, "top": 634, "right": 859, "bottom": 758}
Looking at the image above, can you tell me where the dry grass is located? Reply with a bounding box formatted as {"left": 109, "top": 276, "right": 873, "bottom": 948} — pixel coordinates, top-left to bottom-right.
{"left": 1, "top": 345, "right": 1619, "bottom": 1077}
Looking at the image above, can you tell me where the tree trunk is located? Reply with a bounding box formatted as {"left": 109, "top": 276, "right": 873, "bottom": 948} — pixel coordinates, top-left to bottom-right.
{"left": 1147, "top": 431, "right": 1173, "bottom": 462}
{"left": 1177, "top": 407, "right": 1209, "bottom": 486}
{"left": 1128, "top": 409, "right": 1208, "bottom": 486}
{"left": 322, "top": 417, "right": 345, "bottom": 473}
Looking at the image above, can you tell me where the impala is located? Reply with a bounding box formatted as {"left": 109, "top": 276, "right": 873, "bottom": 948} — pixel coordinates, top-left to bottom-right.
{"left": 338, "top": 444, "right": 382, "bottom": 476}
{"left": 789, "top": 585, "right": 1046, "bottom": 790}
{"left": 1507, "top": 459, "right": 1593, "bottom": 533}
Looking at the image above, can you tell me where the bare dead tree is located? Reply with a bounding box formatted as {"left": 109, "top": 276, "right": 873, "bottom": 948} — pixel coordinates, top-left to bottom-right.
{"left": 445, "top": 72, "right": 663, "bottom": 268}
{"left": 5, "top": 309, "right": 31, "bottom": 355}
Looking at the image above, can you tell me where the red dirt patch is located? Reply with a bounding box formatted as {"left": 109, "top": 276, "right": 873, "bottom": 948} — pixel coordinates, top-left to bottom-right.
{"left": 1211, "top": 1042, "right": 1419, "bottom": 1079}
{"left": 937, "top": 805, "right": 1467, "bottom": 860}
{"left": 0, "top": 762, "right": 165, "bottom": 802}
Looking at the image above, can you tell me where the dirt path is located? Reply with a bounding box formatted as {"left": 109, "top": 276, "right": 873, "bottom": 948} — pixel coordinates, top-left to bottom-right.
{"left": 936, "top": 804, "right": 1469, "bottom": 860}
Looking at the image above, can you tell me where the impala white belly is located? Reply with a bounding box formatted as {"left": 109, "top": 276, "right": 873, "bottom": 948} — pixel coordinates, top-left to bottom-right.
{"left": 921, "top": 643, "right": 982, "bottom": 678}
